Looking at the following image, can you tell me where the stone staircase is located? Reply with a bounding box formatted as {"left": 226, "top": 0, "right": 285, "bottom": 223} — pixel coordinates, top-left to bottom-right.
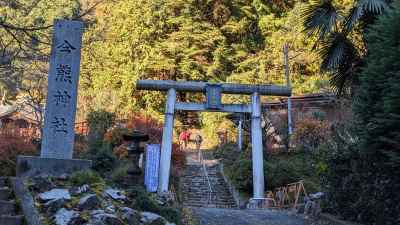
{"left": 0, "top": 177, "right": 24, "bottom": 225}
{"left": 181, "top": 164, "right": 237, "bottom": 208}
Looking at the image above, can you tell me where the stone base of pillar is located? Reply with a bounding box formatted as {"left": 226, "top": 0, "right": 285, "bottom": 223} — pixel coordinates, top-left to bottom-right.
{"left": 16, "top": 155, "right": 92, "bottom": 178}
{"left": 246, "top": 198, "right": 276, "bottom": 209}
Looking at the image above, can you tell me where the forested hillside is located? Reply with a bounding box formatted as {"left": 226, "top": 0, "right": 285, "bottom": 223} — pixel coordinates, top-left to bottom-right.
{"left": 79, "top": 0, "right": 329, "bottom": 117}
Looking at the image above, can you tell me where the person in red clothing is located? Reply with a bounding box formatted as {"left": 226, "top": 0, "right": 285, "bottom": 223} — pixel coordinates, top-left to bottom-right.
{"left": 179, "top": 130, "right": 190, "bottom": 150}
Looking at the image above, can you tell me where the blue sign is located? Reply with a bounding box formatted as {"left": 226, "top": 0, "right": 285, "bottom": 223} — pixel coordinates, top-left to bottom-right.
{"left": 206, "top": 84, "right": 222, "bottom": 109}
{"left": 145, "top": 144, "right": 160, "bottom": 192}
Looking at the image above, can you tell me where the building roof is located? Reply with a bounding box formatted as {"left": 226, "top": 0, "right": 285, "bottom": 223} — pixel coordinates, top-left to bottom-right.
{"left": 0, "top": 96, "right": 43, "bottom": 124}
{"left": 264, "top": 93, "right": 336, "bottom": 109}
{"left": 0, "top": 104, "right": 17, "bottom": 119}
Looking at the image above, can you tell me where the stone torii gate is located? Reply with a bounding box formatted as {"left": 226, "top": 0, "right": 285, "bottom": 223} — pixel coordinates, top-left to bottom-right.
{"left": 136, "top": 80, "right": 291, "bottom": 199}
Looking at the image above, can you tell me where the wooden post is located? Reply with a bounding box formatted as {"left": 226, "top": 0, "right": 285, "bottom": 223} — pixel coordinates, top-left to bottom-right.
{"left": 284, "top": 44, "right": 293, "bottom": 136}
{"left": 158, "top": 88, "right": 176, "bottom": 193}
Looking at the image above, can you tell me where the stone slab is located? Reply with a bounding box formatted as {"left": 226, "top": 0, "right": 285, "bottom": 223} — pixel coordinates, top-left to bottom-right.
{"left": 16, "top": 156, "right": 92, "bottom": 178}
{"left": 10, "top": 177, "right": 43, "bottom": 225}
{"left": 0, "top": 215, "right": 23, "bottom": 225}
{"left": 0, "top": 200, "right": 16, "bottom": 215}
{"left": 41, "top": 20, "right": 83, "bottom": 159}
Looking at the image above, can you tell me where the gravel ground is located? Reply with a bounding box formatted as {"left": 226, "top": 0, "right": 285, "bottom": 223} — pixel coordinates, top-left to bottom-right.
{"left": 191, "top": 207, "right": 312, "bottom": 225}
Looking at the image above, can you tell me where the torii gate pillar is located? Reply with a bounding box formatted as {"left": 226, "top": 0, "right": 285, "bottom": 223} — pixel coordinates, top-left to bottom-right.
{"left": 251, "top": 92, "right": 264, "bottom": 198}
{"left": 158, "top": 88, "right": 176, "bottom": 193}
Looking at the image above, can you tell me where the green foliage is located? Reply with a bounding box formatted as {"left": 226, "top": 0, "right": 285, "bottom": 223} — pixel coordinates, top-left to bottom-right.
{"left": 104, "top": 127, "right": 131, "bottom": 147}
{"left": 69, "top": 170, "right": 104, "bottom": 187}
{"left": 216, "top": 143, "right": 320, "bottom": 193}
{"left": 128, "top": 186, "right": 181, "bottom": 224}
{"left": 87, "top": 110, "right": 116, "bottom": 149}
{"left": 80, "top": 0, "right": 328, "bottom": 117}
{"left": 90, "top": 143, "right": 117, "bottom": 173}
{"left": 110, "top": 161, "right": 129, "bottom": 183}
{"left": 321, "top": 5, "right": 400, "bottom": 224}
{"left": 0, "top": 0, "right": 82, "bottom": 100}
{"left": 301, "top": 0, "right": 388, "bottom": 94}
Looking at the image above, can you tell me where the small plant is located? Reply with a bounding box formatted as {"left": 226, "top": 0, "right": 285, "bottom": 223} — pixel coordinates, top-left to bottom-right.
{"left": 110, "top": 161, "right": 130, "bottom": 183}
{"left": 69, "top": 171, "right": 104, "bottom": 187}
{"left": 128, "top": 186, "right": 181, "bottom": 224}
{"left": 90, "top": 144, "right": 117, "bottom": 173}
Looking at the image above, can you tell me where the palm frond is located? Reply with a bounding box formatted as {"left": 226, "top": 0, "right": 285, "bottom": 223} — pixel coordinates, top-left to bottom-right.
{"left": 360, "top": 0, "right": 388, "bottom": 14}
{"left": 344, "top": 0, "right": 387, "bottom": 32}
{"left": 301, "top": 0, "right": 339, "bottom": 40}
{"left": 319, "top": 32, "right": 359, "bottom": 95}
{"left": 319, "top": 32, "right": 357, "bottom": 71}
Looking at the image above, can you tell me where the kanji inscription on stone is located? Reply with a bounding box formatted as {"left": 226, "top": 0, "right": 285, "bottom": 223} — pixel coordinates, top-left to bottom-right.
{"left": 41, "top": 20, "right": 83, "bottom": 159}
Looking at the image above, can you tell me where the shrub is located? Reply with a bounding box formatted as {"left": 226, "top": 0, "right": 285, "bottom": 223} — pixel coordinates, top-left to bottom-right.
{"left": 110, "top": 161, "right": 130, "bottom": 183}
{"left": 87, "top": 110, "right": 115, "bottom": 148}
{"left": 0, "top": 128, "right": 37, "bottom": 176}
{"left": 292, "top": 117, "right": 331, "bottom": 152}
{"left": 126, "top": 113, "right": 162, "bottom": 143}
{"left": 90, "top": 143, "right": 117, "bottom": 173}
{"left": 128, "top": 186, "right": 181, "bottom": 224}
{"left": 69, "top": 171, "right": 104, "bottom": 186}
{"left": 104, "top": 127, "right": 131, "bottom": 147}
{"left": 217, "top": 143, "right": 320, "bottom": 194}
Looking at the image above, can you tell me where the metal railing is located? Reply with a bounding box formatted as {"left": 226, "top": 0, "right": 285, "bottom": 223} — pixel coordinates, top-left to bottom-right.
{"left": 198, "top": 149, "right": 214, "bottom": 205}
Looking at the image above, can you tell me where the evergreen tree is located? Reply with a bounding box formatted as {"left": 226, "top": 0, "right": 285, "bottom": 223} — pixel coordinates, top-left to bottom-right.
{"left": 325, "top": 3, "right": 400, "bottom": 224}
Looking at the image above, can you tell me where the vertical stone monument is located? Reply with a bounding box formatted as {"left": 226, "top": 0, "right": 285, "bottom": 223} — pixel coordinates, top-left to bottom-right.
{"left": 17, "top": 20, "right": 92, "bottom": 177}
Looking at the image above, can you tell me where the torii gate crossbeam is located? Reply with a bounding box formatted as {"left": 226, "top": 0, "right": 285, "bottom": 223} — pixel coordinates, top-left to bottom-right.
{"left": 136, "top": 80, "right": 291, "bottom": 199}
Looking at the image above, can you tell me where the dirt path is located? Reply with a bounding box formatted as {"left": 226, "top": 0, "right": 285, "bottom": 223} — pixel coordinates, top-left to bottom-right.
{"left": 191, "top": 207, "right": 310, "bottom": 225}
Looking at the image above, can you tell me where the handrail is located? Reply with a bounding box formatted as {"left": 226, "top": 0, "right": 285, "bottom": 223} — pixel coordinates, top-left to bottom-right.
{"left": 199, "top": 149, "right": 214, "bottom": 205}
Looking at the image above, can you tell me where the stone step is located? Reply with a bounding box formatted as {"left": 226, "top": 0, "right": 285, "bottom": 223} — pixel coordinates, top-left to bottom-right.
{"left": 0, "top": 177, "right": 7, "bottom": 187}
{"left": 182, "top": 202, "right": 236, "bottom": 208}
{"left": 184, "top": 201, "right": 236, "bottom": 205}
{"left": 0, "top": 187, "right": 12, "bottom": 200}
{"left": 182, "top": 162, "right": 237, "bottom": 209}
{"left": 0, "top": 215, "right": 23, "bottom": 225}
{"left": 183, "top": 199, "right": 236, "bottom": 203}
{"left": 0, "top": 200, "right": 17, "bottom": 215}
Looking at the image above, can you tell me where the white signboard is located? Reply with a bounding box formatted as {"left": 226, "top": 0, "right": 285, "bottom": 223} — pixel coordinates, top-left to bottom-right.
{"left": 145, "top": 144, "right": 160, "bottom": 192}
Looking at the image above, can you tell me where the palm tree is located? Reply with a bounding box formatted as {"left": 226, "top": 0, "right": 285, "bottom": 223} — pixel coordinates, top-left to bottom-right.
{"left": 301, "top": 0, "right": 388, "bottom": 95}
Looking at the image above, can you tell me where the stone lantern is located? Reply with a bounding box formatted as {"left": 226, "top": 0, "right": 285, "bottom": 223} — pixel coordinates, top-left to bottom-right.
{"left": 122, "top": 131, "right": 149, "bottom": 175}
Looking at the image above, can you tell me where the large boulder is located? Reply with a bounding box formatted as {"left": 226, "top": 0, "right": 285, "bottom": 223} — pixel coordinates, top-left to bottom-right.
{"left": 90, "top": 213, "right": 124, "bottom": 225}
{"left": 78, "top": 194, "right": 102, "bottom": 210}
{"left": 54, "top": 208, "right": 79, "bottom": 225}
{"left": 121, "top": 207, "right": 141, "bottom": 224}
{"left": 104, "top": 188, "right": 126, "bottom": 201}
{"left": 141, "top": 212, "right": 170, "bottom": 225}
{"left": 70, "top": 184, "right": 90, "bottom": 196}
{"left": 44, "top": 198, "right": 66, "bottom": 214}
{"left": 39, "top": 189, "right": 71, "bottom": 202}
